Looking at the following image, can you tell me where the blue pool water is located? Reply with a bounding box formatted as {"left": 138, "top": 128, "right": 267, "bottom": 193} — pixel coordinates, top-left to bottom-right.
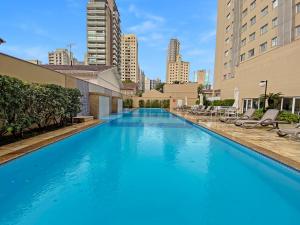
{"left": 0, "top": 109, "right": 300, "bottom": 225}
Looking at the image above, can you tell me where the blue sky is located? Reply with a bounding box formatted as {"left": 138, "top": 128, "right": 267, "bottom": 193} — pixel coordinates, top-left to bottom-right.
{"left": 0, "top": 0, "right": 217, "bottom": 82}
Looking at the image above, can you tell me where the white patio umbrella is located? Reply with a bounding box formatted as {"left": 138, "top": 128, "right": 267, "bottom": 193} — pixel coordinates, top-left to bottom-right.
{"left": 232, "top": 88, "right": 239, "bottom": 109}
{"left": 185, "top": 96, "right": 188, "bottom": 106}
{"left": 199, "top": 94, "right": 204, "bottom": 106}
{"left": 177, "top": 99, "right": 183, "bottom": 107}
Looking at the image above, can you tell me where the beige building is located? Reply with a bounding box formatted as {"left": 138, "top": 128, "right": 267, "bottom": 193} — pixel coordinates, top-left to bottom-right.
{"left": 120, "top": 34, "right": 139, "bottom": 83}
{"left": 196, "top": 70, "right": 207, "bottom": 85}
{"left": 86, "top": 0, "right": 121, "bottom": 68}
{"left": 167, "top": 55, "right": 190, "bottom": 84}
{"left": 27, "top": 60, "right": 42, "bottom": 65}
{"left": 166, "top": 38, "right": 190, "bottom": 84}
{"left": 0, "top": 53, "right": 123, "bottom": 118}
{"left": 48, "top": 49, "right": 71, "bottom": 65}
{"left": 214, "top": 0, "right": 300, "bottom": 113}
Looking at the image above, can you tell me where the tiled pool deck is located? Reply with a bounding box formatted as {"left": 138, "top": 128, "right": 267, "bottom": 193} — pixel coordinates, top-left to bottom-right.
{"left": 172, "top": 110, "right": 300, "bottom": 171}
{"left": 0, "top": 120, "right": 102, "bottom": 165}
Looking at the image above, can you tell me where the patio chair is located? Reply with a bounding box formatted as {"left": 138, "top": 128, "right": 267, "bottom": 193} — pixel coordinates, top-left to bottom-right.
{"left": 277, "top": 124, "right": 300, "bottom": 139}
{"left": 235, "top": 109, "right": 280, "bottom": 128}
{"left": 220, "top": 108, "right": 255, "bottom": 123}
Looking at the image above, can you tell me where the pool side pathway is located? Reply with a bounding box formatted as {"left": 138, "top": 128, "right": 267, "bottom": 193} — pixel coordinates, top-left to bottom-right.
{"left": 0, "top": 120, "right": 102, "bottom": 165}
{"left": 172, "top": 110, "right": 300, "bottom": 171}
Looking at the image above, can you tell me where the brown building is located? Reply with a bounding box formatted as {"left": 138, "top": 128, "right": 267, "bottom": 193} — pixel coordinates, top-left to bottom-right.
{"left": 214, "top": 0, "right": 300, "bottom": 113}
{"left": 196, "top": 70, "right": 207, "bottom": 85}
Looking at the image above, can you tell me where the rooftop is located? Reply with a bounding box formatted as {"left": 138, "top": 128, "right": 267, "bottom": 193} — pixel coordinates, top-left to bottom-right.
{"left": 42, "top": 65, "right": 112, "bottom": 72}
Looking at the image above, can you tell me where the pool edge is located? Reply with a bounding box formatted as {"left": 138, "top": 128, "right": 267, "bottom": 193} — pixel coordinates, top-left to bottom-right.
{"left": 168, "top": 110, "right": 300, "bottom": 172}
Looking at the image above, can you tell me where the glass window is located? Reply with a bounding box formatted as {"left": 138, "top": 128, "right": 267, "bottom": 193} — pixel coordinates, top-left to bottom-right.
{"left": 260, "top": 24, "right": 268, "bottom": 35}
{"left": 261, "top": 6, "right": 268, "bottom": 17}
{"left": 272, "top": 17, "right": 278, "bottom": 28}
{"left": 250, "top": 16, "right": 256, "bottom": 26}
{"left": 248, "top": 48, "right": 255, "bottom": 58}
{"left": 240, "top": 53, "right": 246, "bottom": 62}
{"left": 249, "top": 32, "right": 256, "bottom": 41}
{"left": 282, "top": 98, "right": 293, "bottom": 112}
{"left": 295, "top": 26, "right": 300, "bottom": 38}
{"left": 241, "top": 38, "right": 247, "bottom": 46}
{"left": 260, "top": 42, "right": 268, "bottom": 53}
{"left": 241, "top": 23, "right": 248, "bottom": 33}
{"left": 250, "top": 0, "right": 256, "bottom": 10}
{"left": 253, "top": 99, "right": 259, "bottom": 109}
{"left": 272, "top": 0, "right": 278, "bottom": 8}
{"left": 272, "top": 37, "right": 278, "bottom": 47}
{"left": 295, "top": 98, "right": 300, "bottom": 115}
{"left": 296, "top": 3, "right": 300, "bottom": 14}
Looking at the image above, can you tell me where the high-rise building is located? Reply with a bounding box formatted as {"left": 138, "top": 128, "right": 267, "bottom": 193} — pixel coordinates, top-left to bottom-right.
{"left": 120, "top": 34, "right": 139, "bottom": 83}
{"left": 196, "top": 70, "right": 207, "bottom": 85}
{"left": 166, "top": 39, "right": 190, "bottom": 84}
{"left": 214, "top": 0, "right": 300, "bottom": 113}
{"left": 48, "top": 49, "right": 71, "bottom": 65}
{"left": 167, "top": 38, "right": 180, "bottom": 62}
{"left": 167, "top": 55, "right": 190, "bottom": 84}
{"left": 87, "top": 0, "right": 121, "bottom": 68}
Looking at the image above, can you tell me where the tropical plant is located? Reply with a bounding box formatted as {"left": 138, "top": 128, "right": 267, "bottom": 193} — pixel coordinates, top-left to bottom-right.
{"left": 260, "top": 92, "right": 282, "bottom": 109}
{"left": 145, "top": 100, "right": 151, "bottom": 108}
{"left": 155, "top": 83, "right": 165, "bottom": 93}
{"left": 161, "top": 100, "right": 170, "bottom": 109}
{"left": 209, "top": 99, "right": 235, "bottom": 106}
{"left": 278, "top": 111, "right": 300, "bottom": 123}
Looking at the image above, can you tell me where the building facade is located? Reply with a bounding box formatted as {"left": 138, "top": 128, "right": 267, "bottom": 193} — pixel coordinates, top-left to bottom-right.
{"left": 167, "top": 55, "right": 190, "bottom": 84}
{"left": 120, "top": 34, "right": 139, "bottom": 83}
{"left": 48, "top": 49, "right": 71, "bottom": 65}
{"left": 167, "top": 38, "right": 180, "bottom": 63}
{"left": 196, "top": 70, "right": 207, "bottom": 85}
{"left": 214, "top": 0, "right": 300, "bottom": 114}
{"left": 87, "top": 0, "right": 121, "bottom": 68}
{"left": 166, "top": 39, "right": 190, "bottom": 84}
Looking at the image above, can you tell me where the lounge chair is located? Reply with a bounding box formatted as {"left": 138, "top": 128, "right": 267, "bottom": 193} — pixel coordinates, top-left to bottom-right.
{"left": 188, "top": 105, "right": 205, "bottom": 114}
{"left": 277, "top": 124, "right": 300, "bottom": 139}
{"left": 220, "top": 108, "right": 255, "bottom": 123}
{"left": 235, "top": 109, "right": 279, "bottom": 128}
{"left": 196, "top": 106, "right": 212, "bottom": 115}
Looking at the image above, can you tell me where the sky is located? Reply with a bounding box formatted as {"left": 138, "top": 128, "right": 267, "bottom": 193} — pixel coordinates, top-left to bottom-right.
{"left": 0, "top": 0, "right": 217, "bottom": 82}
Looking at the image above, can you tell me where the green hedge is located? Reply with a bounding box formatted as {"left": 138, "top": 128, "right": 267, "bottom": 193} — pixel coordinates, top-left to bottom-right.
{"left": 139, "top": 99, "right": 170, "bottom": 109}
{"left": 0, "top": 75, "right": 82, "bottom": 137}
{"left": 253, "top": 109, "right": 300, "bottom": 123}
{"left": 209, "top": 99, "right": 235, "bottom": 106}
{"left": 123, "top": 99, "right": 133, "bottom": 108}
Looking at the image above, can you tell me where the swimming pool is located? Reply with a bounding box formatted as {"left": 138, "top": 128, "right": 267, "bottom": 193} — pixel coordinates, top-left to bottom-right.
{"left": 0, "top": 109, "right": 299, "bottom": 225}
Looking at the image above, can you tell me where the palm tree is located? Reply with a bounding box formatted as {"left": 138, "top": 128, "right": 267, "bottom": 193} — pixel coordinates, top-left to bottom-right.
{"left": 260, "top": 92, "right": 282, "bottom": 109}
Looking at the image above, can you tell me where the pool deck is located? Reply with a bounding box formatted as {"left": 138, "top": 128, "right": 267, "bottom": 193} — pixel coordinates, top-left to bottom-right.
{"left": 0, "top": 120, "right": 102, "bottom": 165}
{"left": 171, "top": 110, "right": 300, "bottom": 171}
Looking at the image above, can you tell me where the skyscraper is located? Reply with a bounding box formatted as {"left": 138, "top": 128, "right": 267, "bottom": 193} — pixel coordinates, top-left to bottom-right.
{"left": 120, "top": 34, "right": 139, "bottom": 83}
{"left": 86, "top": 0, "right": 121, "bottom": 68}
{"left": 166, "top": 39, "right": 190, "bottom": 84}
{"left": 167, "top": 38, "right": 180, "bottom": 62}
{"left": 214, "top": 0, "right": 300, "bottom": 113}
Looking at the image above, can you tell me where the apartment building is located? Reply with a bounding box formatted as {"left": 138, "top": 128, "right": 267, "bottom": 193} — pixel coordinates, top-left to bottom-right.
{"left": 167, "top": 55, "right": 190, "bottom": 84}
{"left": 120, "top": 34, "right": 139, "bottom": 83}
{"left": 167, "top": 38, "right": 180, "bottom": 62}
{"left": 214, "top": 0, "right": 300, "bottom": 114}
{"left": 87, "top": 0, "right": 121, "bottom": 68}
{"left": 196, "top": 70, "right": 207, "bottom": 85}
{"left": 48, "top": 49, "right": 70, "bottom": 65}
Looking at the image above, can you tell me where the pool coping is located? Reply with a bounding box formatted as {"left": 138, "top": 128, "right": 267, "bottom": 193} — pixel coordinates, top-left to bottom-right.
{"left": 168, "top": 110, "right": 300, "bottom": 172}
{"left": 0, "top": 120, "right": 102, "bottom": 165}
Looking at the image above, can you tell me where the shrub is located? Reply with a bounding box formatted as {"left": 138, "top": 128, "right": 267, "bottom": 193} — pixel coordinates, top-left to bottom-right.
{"left": 139, "top": 99, "right": 145, "bottom": 108}
{"left": 278, "top": 111, "right": 300, "bottom": 123}
{"left": 0, "top": 75, "right": 82, "bottom": 138}
{"left": 123, "top": 99, "right": 133, "bottom": 108}
{"left": 145, "top": 100, "right": 151, "bottom": 108}
{"left": 209, "top": 99, "right": 234, "bottom": 106}
{"left": 253, "top": 109, "right": 264, "bottom": 120}
{"left": 151, "top": 100, "right": 160, "bottom": 108}
{"left": 161, "top": 100, "right": 170, "bottom": 109}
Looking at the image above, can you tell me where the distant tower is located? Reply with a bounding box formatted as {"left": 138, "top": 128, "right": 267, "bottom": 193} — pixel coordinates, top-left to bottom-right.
{"left": 167, "top": 38, "right": 180, "bottom": 63}
{"left": 86, "top": 0, "right": 121, "bottom": 68}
